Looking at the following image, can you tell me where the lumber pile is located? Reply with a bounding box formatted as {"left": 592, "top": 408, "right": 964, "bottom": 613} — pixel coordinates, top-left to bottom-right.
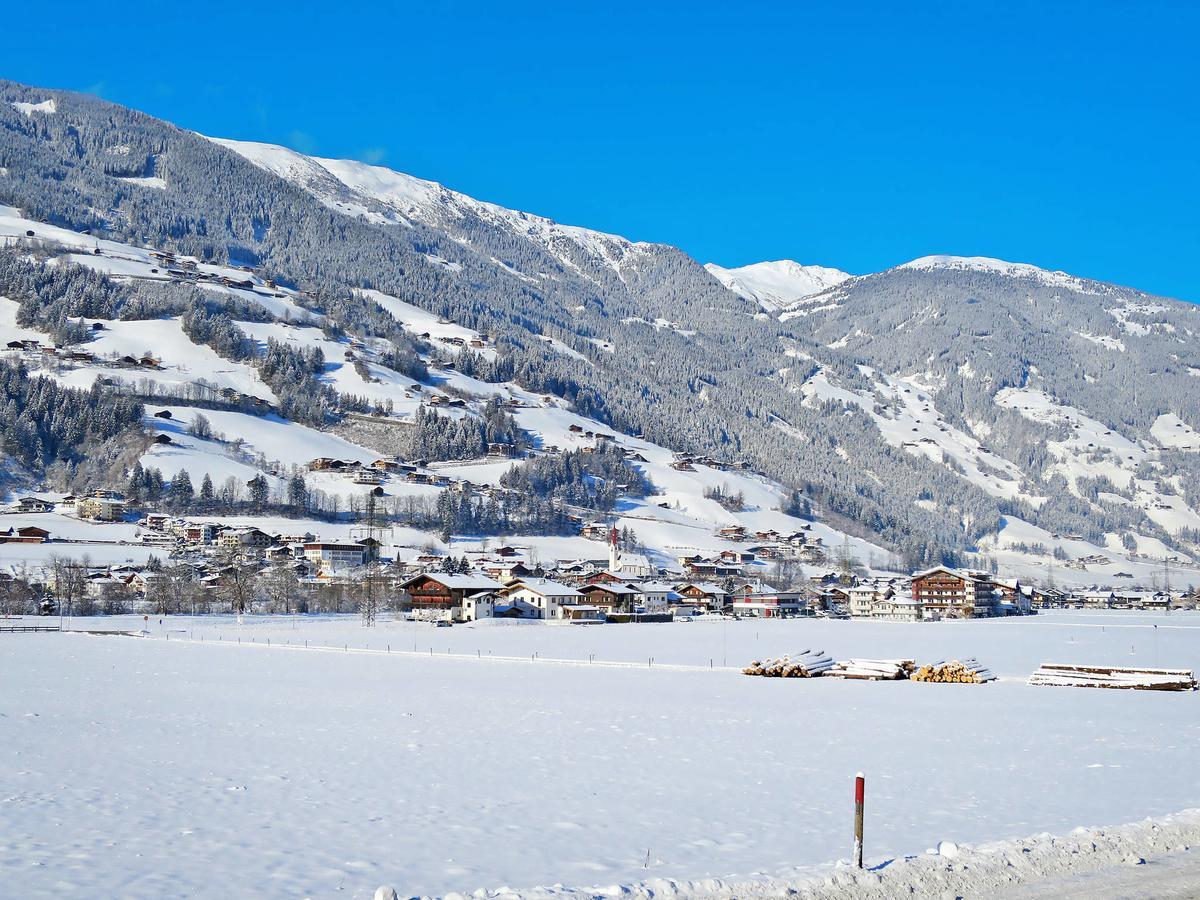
{"left": 1029, "top": 663, "right": 1197, "bottom": 692}
{"left": 912, "top": 658, "right": 995, "bottom": 684}
{"left": 829, "top": 658, "right": 916, "bottom": 680}
{"left": 742, "top": 649, "right": 834, "bottom": 678}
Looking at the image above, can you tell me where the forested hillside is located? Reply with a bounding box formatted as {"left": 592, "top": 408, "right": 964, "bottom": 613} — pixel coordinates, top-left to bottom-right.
{"left": 2, "top": 79, "right": 1198, "bottom": 567}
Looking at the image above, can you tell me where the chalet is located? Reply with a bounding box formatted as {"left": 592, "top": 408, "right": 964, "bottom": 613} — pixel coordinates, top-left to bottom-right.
{"left": 461, "top": 593, "right": 495, "bottom": 621}
{"left": 633, "top": 581, "right": 679, "bottom": 610}
{"left": 578, "top": 520, "right": 609, "bottom": 542}
{"left": 217, "top": 527, "right": 273, "bottom": 552}
{"left": 276, "top": 530, "right": 317, "bottom": 545}
{"left": 718, "top": 549, "right": 755, "bottom": 564}
{"left": 731, "top": 591, "right": 811, "bottom": 618}
{"left": 847, "top": 583, "right": 891, "bottom": 618}
{"left": 871, "top": 591, "right": 923, "bottom": 623}
{"left": 139, "top": 531, "right": 178, "bottom": 548}
{"left": 500, "top": 578, "right": 585, "bottom": 619}
{"left": 142, "top": 513, "right": 171, "bottom": 530}
{"left": 350, "top": 468, "right": 384, "bottom": 485}
{"left": 568, "top": 424, "right": 584, "bottom": 433}
{"left": 1079, "top": 590, "right": 1114, "bottom": 609}
{"left": 486, "top": 443, "right": 512, "bottom": 458}
{"left": 371, "top": 458, "right": 402, "bottom": 472}
{"left": 584, "top": 570, "right": 625, "bottom": 585}
{"left": 910, "top": 566, "right": 999, "bottom": 619}
{"left": 578, "top": 582, "right": 642, "bottom": 612}
{"left": 670, "top": 460, "right": 695, "bottom": 472}
{"left": 674, "top": 582, "right": 729, "bottom": 611}
{"left": 481, "top": 561, "right": 533, "bottom": 582}
{"left": 152, "top": 434, "right": 173, "bottom": 445}
{"left": 16, "top": 496, "right": 54, "bottom": 513}
{"left": 717, "top": 525, "right": 747, "bottom": 541}
{"left": 399, "top": 573, "right": 503, "bottom": 619}
{"left": 993, "top": 577, "right": 1032, "bottom": 615}
{"left": 308, "top": 458, "right": 348, "bottom": 471}
{"left": 679, "top": 555, "right": 743, "bottom": 578}
{"left": 182, "top": 523, "right": 218, "bottom": 544}
{"left": 153, "top": 410, "right": 173, "bottom": 419}
{"left": 0, "top": 526, "right": 51, "bottom": 544}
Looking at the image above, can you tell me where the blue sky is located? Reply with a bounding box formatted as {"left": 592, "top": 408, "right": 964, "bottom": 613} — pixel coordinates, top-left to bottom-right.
{"left": 7, "top": 1, "right": 1200, "bottom": 300}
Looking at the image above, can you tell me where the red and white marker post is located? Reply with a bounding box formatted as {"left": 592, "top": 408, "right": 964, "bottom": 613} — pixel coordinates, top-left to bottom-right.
{"left": 853, "top": 772, "right": 865, "bottom": 869}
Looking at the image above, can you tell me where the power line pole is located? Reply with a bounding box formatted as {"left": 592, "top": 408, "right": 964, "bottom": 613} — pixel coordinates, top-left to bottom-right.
{"left": 361, "top": 493, "right": 379, "bottom": 628}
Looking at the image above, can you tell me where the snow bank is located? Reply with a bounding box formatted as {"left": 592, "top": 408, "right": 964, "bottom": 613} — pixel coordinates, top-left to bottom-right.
{"left": 469, "top": 809, "right": 1200, "bottom": 898}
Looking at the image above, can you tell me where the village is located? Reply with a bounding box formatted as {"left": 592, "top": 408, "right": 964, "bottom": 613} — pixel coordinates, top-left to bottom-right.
{"left": 3, "top": 489, "right": 1195, "bottom": 622}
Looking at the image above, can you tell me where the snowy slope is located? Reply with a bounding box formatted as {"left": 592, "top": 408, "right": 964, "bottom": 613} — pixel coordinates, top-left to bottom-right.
{"left": 209, "top": 138, "right": 655, "bottom": 283}
{"left": 996, "top": 388, "right": 1200, "bottom": 537}
{"left": 4, "top": 615, "right": 1200, "bottom": 897}
{"left": 898, "top": 255, "right": 1107, "bottom": 294}
{"left": 705, "top": 260, "right": 852, "bottom": 312}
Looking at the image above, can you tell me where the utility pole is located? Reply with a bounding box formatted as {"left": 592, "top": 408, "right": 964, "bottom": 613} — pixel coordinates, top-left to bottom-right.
{"left": 360, "top": 493, "right": 379, "bottom": 628}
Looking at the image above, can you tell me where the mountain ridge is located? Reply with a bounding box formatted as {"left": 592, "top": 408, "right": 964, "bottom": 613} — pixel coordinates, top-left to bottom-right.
{"left": 2, "top": 78, "right": 1199, "bottom": 571}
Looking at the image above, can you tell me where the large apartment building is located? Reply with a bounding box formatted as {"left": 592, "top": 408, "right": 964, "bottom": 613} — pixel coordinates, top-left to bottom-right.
{"left": 910, "top": 566, "right": 1000, "bottom": 619}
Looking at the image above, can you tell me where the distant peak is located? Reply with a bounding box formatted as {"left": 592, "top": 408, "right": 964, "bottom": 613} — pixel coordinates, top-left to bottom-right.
{"left": 705, "top": 259, "right": 852, "bottom": 311}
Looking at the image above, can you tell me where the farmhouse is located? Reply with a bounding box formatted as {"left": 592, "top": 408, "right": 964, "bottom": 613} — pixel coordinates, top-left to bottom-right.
{"left": 500, "top": 578, "right": 585, "bottom": 620}
{"left": 730, "top": 590, "right": 811, "bottom": 618}
{"left": 871, "top": 591, "right": 923, "bottom": 622}
{"left": 400, "top": 573, "right": 503, "bottom": 619}
{"left": 578, "top": 582, "right": 642, "bottom": 612}
{"left": 0, "top": 525, "right": 51, "bottom": 544}
{"left": 217, "top": 527, "right": 274, "bottom": 553}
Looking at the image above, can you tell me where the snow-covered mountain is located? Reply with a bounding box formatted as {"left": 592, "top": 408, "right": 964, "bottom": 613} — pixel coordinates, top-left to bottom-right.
{"left": 704, "top": 260, "right": 852, "bottom": 312}
{"left": 3, "top": 78, "right": 1200, "bottom": 578}
{"left": 210, "top": 138, "right": 652, "bottom": 284}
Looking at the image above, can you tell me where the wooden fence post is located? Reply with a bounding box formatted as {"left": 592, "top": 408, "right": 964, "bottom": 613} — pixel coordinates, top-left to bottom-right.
{"left": 854, "top": 772, "right": 865, "bottom": 869}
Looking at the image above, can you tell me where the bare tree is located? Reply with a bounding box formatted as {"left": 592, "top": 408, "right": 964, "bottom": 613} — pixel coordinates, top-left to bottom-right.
{"left": 262, "top": 562, "right": 300, "bottom": 614}
{"left": 215, "top": 552, "right": 260, "bottom": 615}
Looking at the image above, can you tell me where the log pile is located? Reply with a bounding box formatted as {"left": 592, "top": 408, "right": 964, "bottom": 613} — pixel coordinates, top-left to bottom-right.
{"left": 742, "top": 649, "right": 834, "bottom": 678}
{"left": 912, "top": 658, "right": 995, "bottom": 684}
{"left": 829, "top": 658, "right": 916, "bottom": 680}
{"left": 1029, "top": 663, "right": 1197, "bottom": 692}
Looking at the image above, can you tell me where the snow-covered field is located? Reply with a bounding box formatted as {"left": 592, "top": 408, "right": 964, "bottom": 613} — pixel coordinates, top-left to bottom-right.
{"left": 3, "top": 612, "right": 1197, "bottom": 898}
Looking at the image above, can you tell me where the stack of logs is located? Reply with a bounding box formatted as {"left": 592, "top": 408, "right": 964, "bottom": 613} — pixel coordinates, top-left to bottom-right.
{"left": 742, "top": 649, "right": 834, "bottom": 678}
{"left": 829, "top": 658, "right": 916, "bottom": 680}
{"left": 912, "top": 658, "right": 995, "bottom": 684}
{"left": 1029, "top": 663, "right": 1197, "bottom": 692}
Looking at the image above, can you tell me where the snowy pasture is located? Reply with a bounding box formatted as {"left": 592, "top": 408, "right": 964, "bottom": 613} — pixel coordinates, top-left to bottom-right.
{"left": 2, "top": 612, "right": 1199, "bottom": 898}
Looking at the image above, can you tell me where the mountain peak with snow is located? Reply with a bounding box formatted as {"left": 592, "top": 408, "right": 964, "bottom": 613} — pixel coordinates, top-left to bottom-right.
{"left": 209, "top": 137, "right": 652, "bottom": 284}
{"left": 704, "top": 260, "right": 852, "bottom": 312}
{"left": 896, "top": 255, "right": 1100, "bottom": 292}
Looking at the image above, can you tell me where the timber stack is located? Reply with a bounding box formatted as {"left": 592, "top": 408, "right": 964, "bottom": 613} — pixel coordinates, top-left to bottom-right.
{"left": 912, "top": 658, "right": 995, "bottom": 684}
{"left": 742, "top": 649, "right": 834, "bottom": 678}
{"left": 1029, "top": 663, "right": 1197, "bottom": 692}
{"left": 829, "top": 658, "right": 916, "bottom": 680}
